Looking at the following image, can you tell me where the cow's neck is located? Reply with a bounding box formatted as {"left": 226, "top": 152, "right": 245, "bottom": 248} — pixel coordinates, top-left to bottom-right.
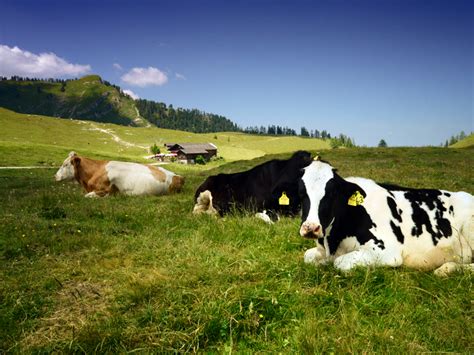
{"left": 325, "top": 216, "right": 350, "bottom": 255}
{"left": 326, "top": 205, "right": 382, "bottom": 255}
{"left": 74, "top": 157, "right": 105, "bottom": 188}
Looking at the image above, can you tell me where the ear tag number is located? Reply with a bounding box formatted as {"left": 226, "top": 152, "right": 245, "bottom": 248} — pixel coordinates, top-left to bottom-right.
{"left": 348, "top": 191, "right": 364, "bottom": 206}
{"left": 279, "top": 192, "right": 290, "bottom": 206}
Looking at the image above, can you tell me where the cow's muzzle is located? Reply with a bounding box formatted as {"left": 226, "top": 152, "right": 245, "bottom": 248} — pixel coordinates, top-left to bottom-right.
{"left": 300, "top": 221, "right": 323, "bottom": 239}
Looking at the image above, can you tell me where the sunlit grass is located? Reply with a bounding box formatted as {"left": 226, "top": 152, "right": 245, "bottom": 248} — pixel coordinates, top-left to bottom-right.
{"left": 450, "top": 133, "right": 474, "bottom": 148}
{"left": 0, "top": 147, "right": 472, "bottom": 352}
{"left": 0, "top": 107, "right": 331, "bottom": 166}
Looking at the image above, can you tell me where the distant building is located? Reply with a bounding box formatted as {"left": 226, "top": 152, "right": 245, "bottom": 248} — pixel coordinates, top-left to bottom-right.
{"left": 165, "top": 143, "right": 218, "bottom": 163}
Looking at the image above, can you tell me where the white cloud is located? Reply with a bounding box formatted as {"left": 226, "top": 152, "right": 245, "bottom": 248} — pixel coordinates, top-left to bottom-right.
{"left": 175, "top": 72, "right": 186, "bottom": 80}
{"left": 113, "top": 63, "right": 123, "bottom": 71}
{"left": 123, "top": 89, "right": 139, "bottom": 100}
{"left": 121, "top": 66, "right": 168, "bottom": 87}
{"left": 0, "top": 44, "right": 91, "bottom": 78}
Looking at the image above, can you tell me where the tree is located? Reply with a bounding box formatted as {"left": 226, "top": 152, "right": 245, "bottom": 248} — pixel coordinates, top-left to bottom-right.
{"left": 150, "top": 143, "right": 161, "bottom": 155}
{"left": 378, "top": 139, "right": 388, "bottom": 148}
{"left": 300, "top": 127, "right": 309, "bottom": 137}
{"left": 449, "top": 136, "right": 457, "bottom": 146}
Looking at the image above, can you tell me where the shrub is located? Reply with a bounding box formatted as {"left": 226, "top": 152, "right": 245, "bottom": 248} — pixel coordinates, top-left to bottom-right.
{"left": 195, "top": 155, "right": 206, "bottom": 165}
{"left": 150, "top": 143, "right": 161, "bottom": 155}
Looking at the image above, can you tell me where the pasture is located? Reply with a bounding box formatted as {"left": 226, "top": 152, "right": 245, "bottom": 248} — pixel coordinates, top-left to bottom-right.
{"left": 0, "top": 147, "right": 472, "bottom": 353}
{"left": 0, "top": 107, "right": 330, "bottom": 167}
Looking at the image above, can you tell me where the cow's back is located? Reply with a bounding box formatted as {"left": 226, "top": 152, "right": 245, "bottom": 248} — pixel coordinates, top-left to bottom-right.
{"left": 106, "top": 161, "right": 172, "bottom": 196}
{"left": 348, "top": 177, "right": 474, "bottom": 268}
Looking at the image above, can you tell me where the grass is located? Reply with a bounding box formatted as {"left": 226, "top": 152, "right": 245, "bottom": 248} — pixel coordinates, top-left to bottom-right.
{"left": 0, "top": 107, "right": 331, "bottom": 166}
{"left": 0, "top": 147, "right": 472, "bottom": 353}
{"left": 451, "top": 133, "right": 474, "bottom": 148}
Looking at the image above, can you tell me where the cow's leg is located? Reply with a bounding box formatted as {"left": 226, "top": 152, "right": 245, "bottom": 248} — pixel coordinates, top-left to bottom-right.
{"left": 304, "top": 243, "right": 329, "bottom": 265}
{"left": 255, "top": 211, "right": 273, "bottom": 224}
{"left": 434, "top": 262, "right": 474, "bottom": 277}
{"left": 85, "top": 174, "right": 113, "bottom": 198}
{"left": 334, "top": 247, "right": 403, "bottom": 271}
{"left": 84, "top": 188, "right": 111, "bottom": 198}
{"left": 255, "top": 210, "right": 279, "bottom": 224}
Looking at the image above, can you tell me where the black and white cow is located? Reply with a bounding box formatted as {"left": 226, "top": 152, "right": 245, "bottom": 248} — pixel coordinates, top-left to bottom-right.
{"left": 193, "top": 151, "right": 313, "bottom": 221}
{"left": 299, "top": 157, "right": 474, "bottom": 275}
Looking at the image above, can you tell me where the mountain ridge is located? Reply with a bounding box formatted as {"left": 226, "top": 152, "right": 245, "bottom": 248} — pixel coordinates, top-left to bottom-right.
{"left": 0, "top": 75, "right": 240, "bottom": 132}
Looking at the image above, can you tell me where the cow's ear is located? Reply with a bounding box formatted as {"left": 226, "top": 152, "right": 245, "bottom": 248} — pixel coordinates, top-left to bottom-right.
{"left": 71, "top": 156, "right": 81, "bottom": 167}
{"left": 342, "top": 181, "right": 366, "bottom": 207}
{"left": 342, "top": 180, "right": 366, "bottom": 198}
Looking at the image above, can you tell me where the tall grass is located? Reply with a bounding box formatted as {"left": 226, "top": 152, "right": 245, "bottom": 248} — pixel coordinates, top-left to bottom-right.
{"left": 0, "top": 148, "right": 473, "bottom": 352}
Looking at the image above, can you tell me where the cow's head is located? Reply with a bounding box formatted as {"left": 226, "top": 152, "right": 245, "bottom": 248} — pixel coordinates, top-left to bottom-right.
{"left": 299, "top": 158, "right": 365, "bottom": 239}
{"left": 193, "top": 174, "right": 228, "bottom": 215}
{"left": 55, "top": 151, "right": 79, "bottom": 181}
{"left": 193, "top": 190, "right": 218, "bottom": 215}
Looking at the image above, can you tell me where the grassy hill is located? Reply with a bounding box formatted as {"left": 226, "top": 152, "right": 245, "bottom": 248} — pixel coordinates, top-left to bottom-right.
{"left": 450, "top": 133, "right": 474, "bottom": 148}
{"left": 0, "top": 75, "right": 245, "bottom": 133}
{"left": 0, "top": 107, "right": 331, "bottom": 166}
{"left": 0, "top": 146, "right": 472, "bottom": 352}
{"left": 0, "top": 75, "right": 145, "bottom": 126}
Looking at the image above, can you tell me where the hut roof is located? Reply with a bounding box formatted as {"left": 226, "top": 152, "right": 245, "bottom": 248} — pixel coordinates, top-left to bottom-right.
{"left": 166, "top": 143, "right": 217, "bottom": 152}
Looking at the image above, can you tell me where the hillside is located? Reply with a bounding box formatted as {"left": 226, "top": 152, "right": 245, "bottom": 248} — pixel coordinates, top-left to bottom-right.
{"left": 0, "top": 75, "right": 145, "bottom": 126}
{"left": 0, "top": 75, "right": 243, "bottom": 132}
{"left": 450, "top": 133, "right": 474, "bottom": 148}
{"left": 136, "top": 99, "right": 240, "bottom": 133}
{"left": 0, "top": 107, "right": 331, "bottom": 166}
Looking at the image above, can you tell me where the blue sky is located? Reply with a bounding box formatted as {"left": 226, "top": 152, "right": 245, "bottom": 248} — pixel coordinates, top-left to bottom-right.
{"left": 1, "top": 0, "right": 472, "bottom": 146}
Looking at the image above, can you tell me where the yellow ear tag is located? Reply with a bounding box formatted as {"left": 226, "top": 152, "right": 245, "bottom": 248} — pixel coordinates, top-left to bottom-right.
{"left": 348, "top": 191, "right": 364, "bottom": 206}
{"left": 279, "top": 192, "right": 290, "bottom": 206}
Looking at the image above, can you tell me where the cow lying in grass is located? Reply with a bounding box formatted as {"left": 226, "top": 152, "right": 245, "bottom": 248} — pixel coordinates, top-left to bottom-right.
{"left": 55, "top": 151, "right": 185, "bottom": 197}
{"left": 299, "top": 157, "right": 474, "bottom": 276}
{"left": 193, "top": 151, "right": 313, "bottom": 222}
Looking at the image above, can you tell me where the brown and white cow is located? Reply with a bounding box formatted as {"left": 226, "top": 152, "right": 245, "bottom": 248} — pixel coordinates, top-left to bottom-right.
{"left": 55, "top": 151, "right": 184, "bottom": 197}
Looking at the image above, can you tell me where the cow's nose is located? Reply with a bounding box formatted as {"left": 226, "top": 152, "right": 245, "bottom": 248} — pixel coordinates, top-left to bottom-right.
{"left": 300, "top": 221, "right": 322, "bottom": 239}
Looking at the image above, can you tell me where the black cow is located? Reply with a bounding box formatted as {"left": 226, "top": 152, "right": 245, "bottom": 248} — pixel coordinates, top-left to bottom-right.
{"left": 193, "top": 151, "right": 313, "bottom": 221}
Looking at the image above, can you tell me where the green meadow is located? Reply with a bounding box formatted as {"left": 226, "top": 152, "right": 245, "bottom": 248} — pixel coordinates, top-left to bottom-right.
{"left": 0, "top": 109, "right": 473, "bottom": 352}
{"left": 451, "top": 133, "right": 474, "bottom": 149}
{"left": 0, "top": 107, "right": 330, "bottom": 166}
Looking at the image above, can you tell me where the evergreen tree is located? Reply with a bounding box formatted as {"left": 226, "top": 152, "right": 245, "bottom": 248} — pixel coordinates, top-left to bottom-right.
{"left": 300, "top": 127, "right": 309, "bottom": 137}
